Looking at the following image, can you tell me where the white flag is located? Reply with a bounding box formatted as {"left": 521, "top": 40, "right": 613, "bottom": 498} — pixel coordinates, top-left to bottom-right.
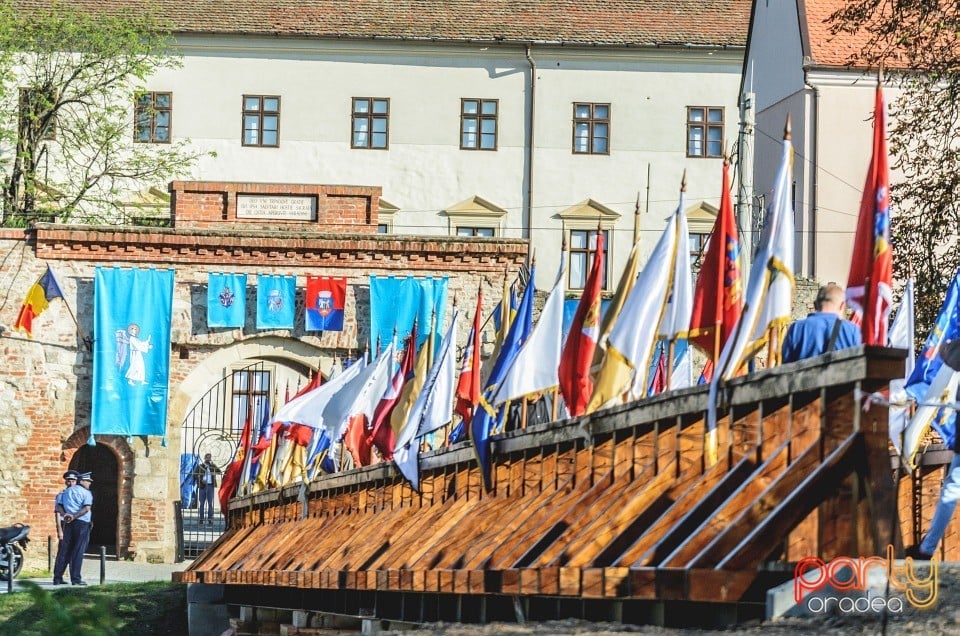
{"left": 492, "top": 256, "right": 565, "bottom": 404}
{"left": 395, "top": 313, "right": 459, "bottom": 491}
{"left": 659, "top": 191, "right": 693, "bottom": 341}
{"left": 588, "top": 212, "right": 677, "bottom": 411}
{"left": 321, "top": 342, "right": 396, "bottom": 442}
{"left": 716, "top": 133, "right": 795, "bottom": 382}
{"left": 887, "top": 278, "right": 916, "bottom": 451}
{"left": 888, "top": 278, "right": 916, "bottom": 375}
{"left": 271, "top": 357, "right": 366, "bottom": 429}
{"left": 707, "top": 128, "right": 795, "bottom": 465}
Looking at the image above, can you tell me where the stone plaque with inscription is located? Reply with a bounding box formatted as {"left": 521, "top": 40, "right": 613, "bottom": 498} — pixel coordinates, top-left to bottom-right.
{"left": 236, "top": 194, "right": 317, "bottom": 221}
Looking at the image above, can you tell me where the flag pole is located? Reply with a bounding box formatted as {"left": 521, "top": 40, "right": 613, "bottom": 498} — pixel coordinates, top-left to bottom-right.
{"left": 666, "top": 170, "right": 687, "bottom": 390}
{"left": 633, "top": 191, "right": 641, "bottom": 244}
{"left": 58, "top": 296, "right": 90, "bottom": 349}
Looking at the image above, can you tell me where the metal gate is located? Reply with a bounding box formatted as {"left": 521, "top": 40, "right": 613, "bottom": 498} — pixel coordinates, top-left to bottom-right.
{"left": 175, "top": 360, "right": 272, "bottom": 561}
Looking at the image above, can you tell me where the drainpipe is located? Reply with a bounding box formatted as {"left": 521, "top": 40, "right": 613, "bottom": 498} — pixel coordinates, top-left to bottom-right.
{"left": 803, "top": 76, "right": 820, "bottom": 279}
{"left": 525, "top": 44, "right": 536, "bottom": 248}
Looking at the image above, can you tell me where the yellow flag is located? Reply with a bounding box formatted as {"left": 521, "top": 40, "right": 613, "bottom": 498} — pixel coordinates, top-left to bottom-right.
{"left": 252, "top": 434, "right": 279, "bottom": 493}
{"left": 592, "top": 239, "right": 643, "bottom": 369}
{"left": 390, "top": 328, "right": 434, "bottom": 438}
{"left": 585, "top": 347, "right": 633, "bottom": 413}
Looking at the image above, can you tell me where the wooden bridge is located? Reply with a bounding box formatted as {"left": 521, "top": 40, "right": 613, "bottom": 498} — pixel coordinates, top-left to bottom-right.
{"left": 176, "top": 346, "right": 952, "bottom": 627}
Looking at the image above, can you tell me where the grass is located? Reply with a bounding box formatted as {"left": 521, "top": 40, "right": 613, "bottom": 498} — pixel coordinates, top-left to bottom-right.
{"left": 0, "top": 580, "right": 187, "bottom": 635}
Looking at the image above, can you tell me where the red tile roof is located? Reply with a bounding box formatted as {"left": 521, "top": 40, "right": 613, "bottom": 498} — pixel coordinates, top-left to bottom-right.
{"left": 14, "top": 1, "right": 750, "bottom": 48}
{"left": 802, "top": 0, "right": 908, "bottom": 68}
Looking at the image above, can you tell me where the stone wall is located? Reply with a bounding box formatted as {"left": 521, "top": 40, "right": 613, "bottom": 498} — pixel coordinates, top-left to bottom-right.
{"left": 0, "top": 223, "right": 526, "bottom": 565}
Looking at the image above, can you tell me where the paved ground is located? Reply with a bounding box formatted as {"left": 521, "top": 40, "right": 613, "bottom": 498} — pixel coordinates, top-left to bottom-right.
{"left": 1, "top": 556, "right": 191, "bottom": 593}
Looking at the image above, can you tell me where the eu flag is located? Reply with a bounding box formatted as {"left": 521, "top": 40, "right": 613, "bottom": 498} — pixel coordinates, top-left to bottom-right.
{"left": 471, "top": 266, "right": 535, "bottom": 490}
{"left": 905, "top": 268, "right": 960, "bottom": 447}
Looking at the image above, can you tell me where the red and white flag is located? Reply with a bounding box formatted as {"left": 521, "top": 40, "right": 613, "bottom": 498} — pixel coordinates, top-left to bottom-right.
{"left": 370, "top": 329, "right": 416, "bottom": 459}
{"left": 455, "top": 291, "right": 483, "bottom": 427}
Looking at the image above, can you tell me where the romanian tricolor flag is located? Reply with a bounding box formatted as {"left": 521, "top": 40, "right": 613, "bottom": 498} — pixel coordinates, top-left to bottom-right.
{"left": 15, "top": 265, "right": 64, "bottom": 338}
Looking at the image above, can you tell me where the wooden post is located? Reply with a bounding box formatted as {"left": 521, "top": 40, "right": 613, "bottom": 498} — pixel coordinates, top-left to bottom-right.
{"left": 713, "top": 323, "right": 721, "bottom": 367}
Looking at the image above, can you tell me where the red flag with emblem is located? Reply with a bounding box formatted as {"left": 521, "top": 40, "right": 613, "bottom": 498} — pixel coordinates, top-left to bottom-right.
{"left": 846, "top": 80, "right": 893, "bottom": 345}
{"left": 689, "top": 160, "right": 743, "bottom": 361}
{"left": 454, "top": 291, "right": 483, "bottom": 426}
{"left": 559, "top": 232, "right": 604, "bottom": 417}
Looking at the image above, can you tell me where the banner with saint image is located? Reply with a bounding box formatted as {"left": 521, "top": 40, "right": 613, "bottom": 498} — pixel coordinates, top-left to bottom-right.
{"left": 91, "top": 267, "right": 174, "bottom": 442}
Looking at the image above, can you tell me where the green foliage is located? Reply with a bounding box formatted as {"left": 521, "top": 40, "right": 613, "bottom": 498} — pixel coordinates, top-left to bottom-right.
{"left": 0, "top": 0, "right": 206, "bottom": 226}
{"left": 829, "top": 1, "right": 960, "bottom": 337}
{"left": 0, "top": 580, "right": 187, "bottom": 636}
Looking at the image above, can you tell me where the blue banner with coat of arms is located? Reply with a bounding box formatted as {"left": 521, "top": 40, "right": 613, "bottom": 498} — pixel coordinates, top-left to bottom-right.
{"left": 256, "top": 275, "right": 296, "bottom": 329}
{"left": 91, "top": 267, "right": 174, "bottom": 443}
{"left": 207, "top": 273, "right": 247, "bottom": 328}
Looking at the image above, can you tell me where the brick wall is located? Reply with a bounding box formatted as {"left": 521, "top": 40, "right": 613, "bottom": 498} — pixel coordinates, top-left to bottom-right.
{"left": 169, "top": 181, "right": 381, "bottom": 233}
{"left": 0, "top": 223, "right": 527, "bottom": 565}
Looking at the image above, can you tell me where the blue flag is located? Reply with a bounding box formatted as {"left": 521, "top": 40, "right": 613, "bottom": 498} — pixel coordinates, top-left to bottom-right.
{"left": 471, "top": 267, "right": 536, "bottom": 489}
{"left": 92, "top": 267, "right": 174, "bottom": 442}
{"left": 256, "top": 275, "right": 296, "bottom": 329}
{"left": 207, "top": 273, "right": 247, "bottom": 328}
{"left": 370, "top": 276, "right": 448, "bottom": 355}
{"left": 905, "top": 268, "right": 960, "bottom": 447}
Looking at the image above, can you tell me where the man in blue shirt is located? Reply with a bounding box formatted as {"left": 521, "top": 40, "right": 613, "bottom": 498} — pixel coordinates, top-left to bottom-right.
{"left": 54, "top": 470, "right": 78, "bottom": 552}
{"left": 53, "top": 472, "right": 94, "bottom": 586}
{"left": 781, "top": 283, "right": 861, "bottom": 363}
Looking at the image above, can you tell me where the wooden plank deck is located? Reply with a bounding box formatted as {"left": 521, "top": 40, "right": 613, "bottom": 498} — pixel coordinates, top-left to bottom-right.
{"left": 176, "top": 347, "right": 934, "bottom": 615}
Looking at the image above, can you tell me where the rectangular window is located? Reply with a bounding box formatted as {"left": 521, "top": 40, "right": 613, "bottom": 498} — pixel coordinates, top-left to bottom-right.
{"left": 568, "top": 229, "right": 609, "bottom": 290}
{"left": 573, "top": 103, "right": 609, "bottom": 155}
{"left": 687, "top": 107, "right": 724, "bottom": 158}
{"left": 456, "top": 226, "right": 495, "bottom": 238}
{"left": 461, "top": 99, "right": 498, "bottom": 150}
{"left": 352, "top": 97, "right": 390, "bottom": 149}
{"left": 230, "top": 369, "right": 271, "bottom": 435}
{"left": 134, "top": 91, "right": 172, "bottom": 143}
{"left": 377, "top": 223, "right": 389, "bottom": 234}
{"left": 242, "top": 95, "right": 280, "bottom": 147}
{"left": 690, "top": 232, "right": 711, "bottom": 270}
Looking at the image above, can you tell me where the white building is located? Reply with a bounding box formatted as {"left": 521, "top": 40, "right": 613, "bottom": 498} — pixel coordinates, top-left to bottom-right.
{"left": 744, "top": 0, "right": 900, "bottom": 285}
{"left": 19, "top": 0, "right": 751, "bottom": 290}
